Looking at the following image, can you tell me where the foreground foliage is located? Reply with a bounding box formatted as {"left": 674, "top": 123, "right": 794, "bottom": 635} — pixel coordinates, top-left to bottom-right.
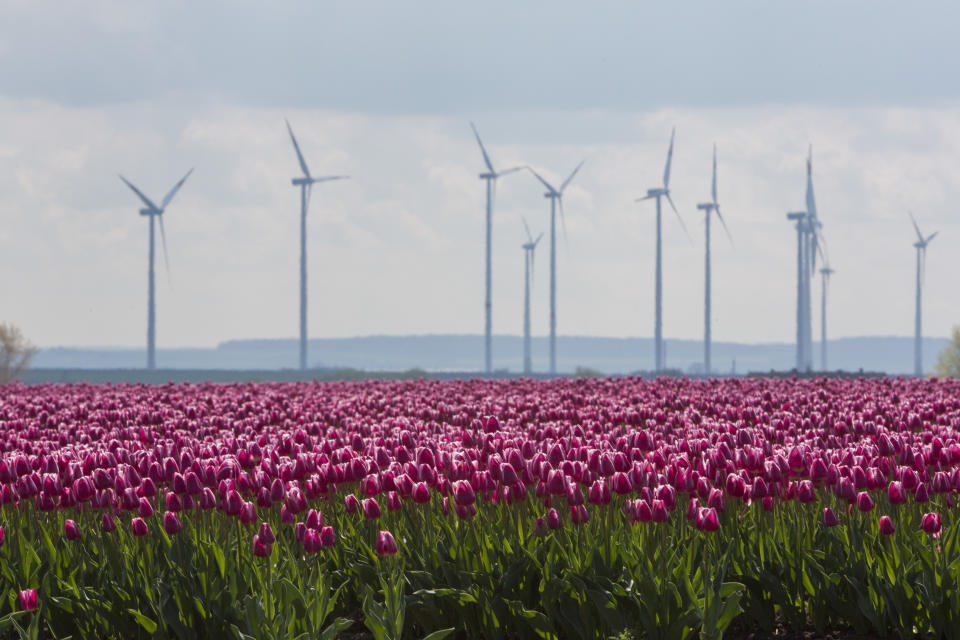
{"left": 0, "top": 377, "right": 959, "bottom": 639}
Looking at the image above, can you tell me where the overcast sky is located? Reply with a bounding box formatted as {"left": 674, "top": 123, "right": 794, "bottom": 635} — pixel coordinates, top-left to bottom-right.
{"left": 1, "top": 1, "right": 959, "bottom": 349}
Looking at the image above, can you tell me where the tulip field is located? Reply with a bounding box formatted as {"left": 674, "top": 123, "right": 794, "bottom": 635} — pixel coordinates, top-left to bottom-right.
{"left": 1, "top": 377, "right": 960, "bottom": 639}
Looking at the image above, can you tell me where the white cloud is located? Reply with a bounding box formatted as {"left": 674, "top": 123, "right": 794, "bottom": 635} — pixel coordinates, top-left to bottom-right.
{"left": 0, "top": 99, "right": 958, "bottom": 350}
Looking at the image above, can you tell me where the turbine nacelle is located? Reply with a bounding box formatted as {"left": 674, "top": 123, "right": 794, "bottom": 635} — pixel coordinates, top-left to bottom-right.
{"left": 696, "top": 202, "right": 715, "bottom": 212}
{"left": 646, "top": 188, "right": 667, "bottom": 199}
{"left": 139, "top": 208, "right": 161, "bottom": 216}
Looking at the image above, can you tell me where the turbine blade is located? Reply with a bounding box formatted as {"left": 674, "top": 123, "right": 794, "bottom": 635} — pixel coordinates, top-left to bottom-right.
{"left": 926, "top": 230, "right": 938, "bottom": 244}
{"left": 522, "top": 216, "right": 533, "bottom": 243}
{"left": 534, "top": 231, "right": 544, "bottom": 246}
{"left": 909, "top": 211, "right": 924, "bottom": 243}
{"left": 160, "top": 168, "right": 194, "bottom": 209}
{"left": 635, "top": 195, "right": 655, "bottom": 202}
{"left": 559, "top": 159, "right": 585, "bottom": 194}
{"left": 119, "top": 175, "right": 159, "bottom": 211}
{"left": 805, "top": 147, "right": 818, "bottom": 221}
{"left": 663, "top": 127, "right": 675, "bottom": 189}
{"left": 158, "top": 213, "right": 171, "bottom": 284}
{"left": 665, "top": 192, "right": 691, "bottom": 242}
{"left": 285, "top": 118, "right": 311, "bottom": 179}
{"left": 311, "top": 175, "right": 350, "bottom": 183}
{"left": 711, "top": 143, "right": 718, "bottom": 205}
{"left": 714, "top": 206, "right": 733, "bottom": 244}
{"left": 496, "top": 166, "right": 525, "bottom": 177}
{"left": 470, "top": 122, "right": 496, "bottom": 174}
{"left": 526, "top": 166, "right": 557, "bottom": 195}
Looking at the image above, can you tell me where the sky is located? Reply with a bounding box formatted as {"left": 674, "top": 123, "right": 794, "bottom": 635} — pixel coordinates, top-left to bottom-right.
{"left": 1, "top": 1, "right": 959, "bottom": 349}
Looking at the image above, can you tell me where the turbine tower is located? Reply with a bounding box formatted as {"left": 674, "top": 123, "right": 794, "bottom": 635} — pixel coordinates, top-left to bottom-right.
{"left": 286, "top": 119, "right": 349, "bottom": 371}
{"left": 527, "top": 161, "right": 585, "bottom": 375}
{"left": 470, "top": 123, "right": 523, "bottom": 374}
{"left": 910, "top": 213, "right": 938, "bottom": 377}
{"left": 521, "top": 219, "right": 543, "bottom": 375}
{"left": 696, "top": 144, "right": 731, "bottom": 376}
{"left": 819, "top": 263, "right": 834, "bottom": 371}
{"left": 119, "top": 169, "right": 193, "bottom": 371}
{"left": 637, "top": 128, "right": 689, "bottom": 374}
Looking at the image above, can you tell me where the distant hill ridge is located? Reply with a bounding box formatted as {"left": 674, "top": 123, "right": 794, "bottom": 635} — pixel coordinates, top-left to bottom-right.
{"left": 33, "top": 334, "right": 949, "bottom": 376}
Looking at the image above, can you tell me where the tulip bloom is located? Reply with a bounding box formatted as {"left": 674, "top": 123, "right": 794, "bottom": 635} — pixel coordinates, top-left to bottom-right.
{"left": 856, "top": 491, "right": 875, "bottom": 512}
{"left": 570, "top": 504, "right": 589, "bottom": 526}
{"left": 131, "top": 517, "right": 149, "bottom": 537}
{"left": 64, "top": 519, "right": 81, "bottom": 541}
{"left": 921, "top": 512, "right": 942, "bottom": 535}
{"left": 137, "top": 497, "right": 154, "bottom": 519}
{"left": 696, "top": 507, "right": 720, "bottom": 532}
{"left": 344, "top": 493, "right": 360, "bottom": 514}
{"left": 887, "top": 481, "right": 907, "bottom": 505}
{"left": 305, "top": 508, "right": 322, "bottom": 530}
{"left": 163, "top": 511, "right": 182, "bottom": 535}
{"left": 412, "top": 482, "right": 431, "bottom": 504}
{"left": 546, "top": 507, "right": 561, "bottom": 530}
{"left": 19, "top": 589, "right": 38, "bottom": 611}
{"left": 651, "top": 499, "right": 669, "bottom": 523}
{"left": 453, "top": 480, "right": 476, "bottom": 506}
{"left": 534, "top": 516, "right": 548, "bottom": 537}
{"left": 320, "top": 526, "right": 336, "bottom": 547}
{"left": 386, "top": 491, "right": 402, "bottom": 512}
{"left": 252, "top": 534, "right": 271, "bottom": 557}
{"left": 823, "top": 507, "right": 839, "bottom": 527}
{"left": 376, "top": 530, "right": 398, "bottom": 556}
{"left": 879, "top": 515, "right": 895, "bottom": 536}
{"left": 101, "top": 513, "right": 117, "bottom": 533}
{"left": 363, "top": 498, "right": 381, "bottom": 520}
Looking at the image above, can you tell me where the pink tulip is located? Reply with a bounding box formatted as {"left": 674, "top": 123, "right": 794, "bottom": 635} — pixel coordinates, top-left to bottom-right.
{"left": 887, "top": 481, "right": 907, "bottom": 505}
{"left": 163, "top": 511, "right": 182, "bottom": 535}
{"left": 696, "top": 507, "right": 720, "bottom": 532}
{"left": 100, "top": 513, "right": 116, "bottom": 532}
{"left": 921, "top": 512, "right": 942, "bottom": 535}
{"left": 18, "top": 588, "right": 38, "bottom": 611}
{"left": 320, "top": 526, "right": 336, "bottom": 547}
{"left": 344, "top": 493, "right": 360, "bottom": 514}
{"left": 137, "top": 497, "right": 154, "bottom": 519}
{"left": 453, "top": 480, "right": 476, "bottom": 506}
{"left": 534, "top": 516, "right": 548, "bottom": 537}
{"left": 570, "top": 504, "right": 589, "bottom": 525}
{"left": 879, "top": 515, "right": 895, "bottom": 535}
{"left": 305, "top": 508, "right": 322, "bottom": 530}
{"left": 412, "top": 482, "right": 431, "bottom": 504}
{"left": 363, "top": 498, "right": 381, "bottom": 520}
{"left": 823, "top": 507, "right": 839, "bottom": 527}
{"left": 131, "top": 517, "right": 149, "bottom": 537}
{"left": 547, "top": 507, "right": 561, "bottom": 530}
{"left": 252, "top": 534, "right": 271, "bottom": 557}
{"left": 64, "top": 519, "right": 81, "bottom": 541}
{"left": 856, "top": 491, "right": 874, "bottom": 512}
{"left": 376, "top": 530, "right": 398, "bottom": 556}
{"left": 651, "top": 499, "right": 669, "bottom": 523}
{"left": 386, "top": 491, "right": 402, "bottom": 512}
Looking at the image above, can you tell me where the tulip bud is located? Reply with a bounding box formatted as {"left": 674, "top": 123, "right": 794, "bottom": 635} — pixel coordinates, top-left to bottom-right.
{"left": 635, "top": 499, "right": 654, "bottom": 523}
{"left": 131, "top": 517, "right": 149, "bottom": 537}
{"left": 376, "top": 530, "right": 398, "bottom": 556}
{"left": 797, "top": 480, "right": 816, "bottom": 504}
{"left": 921, "top": 512, "right": 942, "bottom": 535}
{"left": 856, "top": 491, "right": 874, "bottom": 512}
{"left": 879, "top": 515, "right": 895, "bottom": 535}
{"left": 761, "top": 496, "right": 774, "bottom": 512}
{"left": 166, "top": 491, "right": 183, "bottom": 513}
{"left": 822, "top": 507, "right": 839, "bottom": 527}
{"left": 163, "top": 511, "right": 182, "bottom": 535}
{"left": 570, "top": 504, "right": 589, "bottom": 526}
{"left": 453, "top": 480, "right": 476, "bottom": 506}
{"left": 412, "top": 482, "right": 431, "bottom": 504}
{"left": 914, "top": 483, "right": 930, "bottom": 503}
{"left": 295, "top": 521, "right": 307, "bottom": 542}
{"left": 305, "top": 508, "right": 322, "bottom": 530}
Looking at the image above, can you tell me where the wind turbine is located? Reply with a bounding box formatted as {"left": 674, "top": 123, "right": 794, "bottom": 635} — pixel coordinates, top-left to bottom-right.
{"left": 695, "top": 144, "right": 731, "bottom": 376}
{"left": 803, "top": 147, "right": 823, "bottom": 373}
{"left": 910, "top": 213, "right": 938, "bottom": 377}
{"left": 637, "top": 127, "right": 689, "bottom": 373}
{"left": 521, "top": 218, "right": 543, "bottom": 375}
{"left": 286, "top": 119, "right": 349, "bottom": 371}
{"left": 819, "top": 262, "right": 835, "bottom": 371}
{"left": 119, "top": 169, "right": 193, "bottom": 371}
{"left": 470, "top": 123, "right": 524, "bottom": 375}
{"left": 527, "top": 160, "right": 585, "bottom": 375}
